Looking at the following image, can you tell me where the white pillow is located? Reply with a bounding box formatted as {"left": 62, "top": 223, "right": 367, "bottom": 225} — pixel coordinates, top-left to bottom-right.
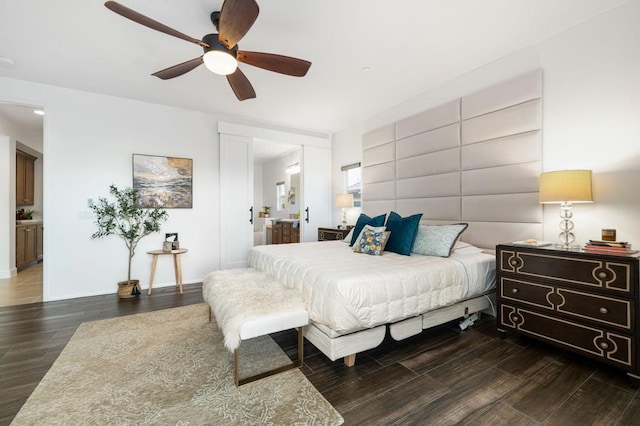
{"left": 342, "top": 228, "right": 354, "bottom": 243}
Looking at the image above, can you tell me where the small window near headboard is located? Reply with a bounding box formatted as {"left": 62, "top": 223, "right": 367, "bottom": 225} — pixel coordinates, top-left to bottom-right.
{"left": 342, "top": 162, "right": 362, "bottom": 208}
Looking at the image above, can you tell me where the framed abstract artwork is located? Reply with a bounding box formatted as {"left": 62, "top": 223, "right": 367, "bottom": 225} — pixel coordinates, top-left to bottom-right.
{"left": 132, "top": 154, "right": 193, "bottom": 208}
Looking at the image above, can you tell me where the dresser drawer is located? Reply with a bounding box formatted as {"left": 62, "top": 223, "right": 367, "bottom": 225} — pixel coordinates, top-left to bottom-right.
{"left": 500, "top": 304, "right": 634, "bottom": 369}
{"left": 500, "top": 249, "right": 634, "bottom": 295}
{"left": 318, "top": 228, "right": 349, "bottom": 241}
{"left": 501, "top": 277, "right": 632, "bottom": 330}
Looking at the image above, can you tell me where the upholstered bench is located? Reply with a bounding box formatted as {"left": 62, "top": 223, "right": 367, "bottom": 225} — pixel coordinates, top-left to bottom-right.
{"left": 202, "top": 268, "right": 309, "bottom": 386}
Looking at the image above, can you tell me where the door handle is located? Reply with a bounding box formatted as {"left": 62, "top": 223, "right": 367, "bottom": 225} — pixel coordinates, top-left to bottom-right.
{"left": 249, "top": 206, "right": 254, "bottom": 224}
{"left": 305, "top": 207, "right": 310, "bottom": 223}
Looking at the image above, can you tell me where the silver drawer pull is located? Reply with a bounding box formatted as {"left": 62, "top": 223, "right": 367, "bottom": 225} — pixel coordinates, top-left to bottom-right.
{"left": 600, "top": 307, "right": 608, "bottom": 314}
{"left": 512, "top": 288, "right": 519, "bottom": 294}
{"left": 598, "top": 272, "right": 607, "bottom": 279}
{"left": 600, "top": 342, "right": 609, "bottom": 350}
{"left": 510, "top": 259, "right": 518, "bottom": 265}
{"left": 511, "top": 315, "right": 518, "bottom": 322}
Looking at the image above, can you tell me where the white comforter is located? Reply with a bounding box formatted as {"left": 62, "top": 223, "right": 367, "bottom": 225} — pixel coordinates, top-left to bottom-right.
{"left": 248, "top": 241, "right": 495, "bottom": 333}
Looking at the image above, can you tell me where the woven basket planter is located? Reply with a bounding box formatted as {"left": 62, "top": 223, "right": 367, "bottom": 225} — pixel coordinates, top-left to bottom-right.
{"left": 117, "top": 280, "right": 141, "bottom": 299}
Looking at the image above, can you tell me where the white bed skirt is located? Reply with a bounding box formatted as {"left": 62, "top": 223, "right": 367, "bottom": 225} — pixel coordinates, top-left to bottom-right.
{"left": 304, "top": 292, "right": 495, "bottom": 364}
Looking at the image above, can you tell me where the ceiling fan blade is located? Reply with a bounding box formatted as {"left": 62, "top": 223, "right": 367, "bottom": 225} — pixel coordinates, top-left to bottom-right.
{"left": 218, "top": 0, "right": 259, "bottom": 49}
{"left": 152, "top": 57, "right": 203, "bottom": 80}
{"left": 104, "top": 1, "right": 208, "bottom": 48}
{"left": 237, "top": 51, "right": 311, "bottom": 77}
{"left": 226, "top": 68, "right": 256, "bottom": 101}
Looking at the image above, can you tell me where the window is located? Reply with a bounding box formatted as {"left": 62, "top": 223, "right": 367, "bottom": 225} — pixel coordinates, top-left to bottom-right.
{"left": 276, "top": 181, "right": 286, "bottom": 211}
{"left": 342, "top": 162, "right": 361, "bottom": 207}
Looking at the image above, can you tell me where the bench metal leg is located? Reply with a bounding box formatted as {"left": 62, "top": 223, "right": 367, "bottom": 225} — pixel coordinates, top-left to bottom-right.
{"left": 234, "top": 327, "right": 305, "bottom": 386}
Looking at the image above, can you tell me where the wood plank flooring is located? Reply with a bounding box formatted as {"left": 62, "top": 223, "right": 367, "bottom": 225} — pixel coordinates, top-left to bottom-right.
{"left": 2, "top": 285, "right": 640, "bottom": 425}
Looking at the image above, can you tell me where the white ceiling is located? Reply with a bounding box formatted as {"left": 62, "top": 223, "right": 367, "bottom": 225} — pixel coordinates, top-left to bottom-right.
{"left": 0, "top": 0, "right": 628, "bottom": 136}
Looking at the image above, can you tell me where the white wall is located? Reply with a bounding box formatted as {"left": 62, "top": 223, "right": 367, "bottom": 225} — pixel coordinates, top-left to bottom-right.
{"left": 330, "top": 126, "right": 363, "bottom": 227}
{"left": 0, "top": 135, "right": 16, "bottom": 278}
{"left": 332, "top": 0, "right": 640, "bottom": 246}
{"left": 0, "top": 76, "right": 322, "bottom": 300}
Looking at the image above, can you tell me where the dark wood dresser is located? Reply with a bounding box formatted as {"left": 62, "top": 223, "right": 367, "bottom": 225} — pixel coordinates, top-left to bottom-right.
{"left": 271, "top": 220, "right": 299, "bottom": 244}
{"left": 318, "top": 227, "right": 352, "bottom": 242}
{"left": 496, "top": 243, "right": 640, "bottom": 383}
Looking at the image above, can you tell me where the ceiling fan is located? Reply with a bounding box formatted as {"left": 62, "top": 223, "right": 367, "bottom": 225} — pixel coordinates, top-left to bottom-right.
{"left": 104, "top": 0, "right": 312, "bottom": 101}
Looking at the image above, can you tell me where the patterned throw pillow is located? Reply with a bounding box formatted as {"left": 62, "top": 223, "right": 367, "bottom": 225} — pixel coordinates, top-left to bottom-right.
{"left": 349, "top": 213, "right": 387, "bottom": 246}
{"left": 411, "top": 223, "right": 469, "bottom": 257}
{"left": 353, "top": 228, "right": 391, "bottom": 256}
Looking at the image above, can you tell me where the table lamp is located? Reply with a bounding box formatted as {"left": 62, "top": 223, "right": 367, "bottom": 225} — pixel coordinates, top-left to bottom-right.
{"left": 335, "top": 193, "right": 354, "bottom": 228}
{"left": 539, "top": 169, "right": 593, "bottom": 248}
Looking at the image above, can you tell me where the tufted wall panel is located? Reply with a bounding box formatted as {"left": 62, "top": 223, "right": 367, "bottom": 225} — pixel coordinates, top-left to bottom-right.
{"left": 361, "top": 68, "right": 543, "bottom": 249}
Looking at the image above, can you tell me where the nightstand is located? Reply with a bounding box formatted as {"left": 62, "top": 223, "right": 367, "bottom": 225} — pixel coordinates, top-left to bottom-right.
{"left": 318, "top": 227, "right": 352, "bottom": 242}
{"left": 496, "top": 244, "right": 640, "bottom": 383}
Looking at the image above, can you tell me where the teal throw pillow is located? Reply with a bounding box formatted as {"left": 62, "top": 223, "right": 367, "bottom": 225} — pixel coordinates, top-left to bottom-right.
{"left": 412, "top": 223, "right": 469, "bottom": 257}
{"left": 349, "top": 213, "right": 387, "bottom": 246}
{"left": 384, "top": 211, "right": 423, "bottom": 256}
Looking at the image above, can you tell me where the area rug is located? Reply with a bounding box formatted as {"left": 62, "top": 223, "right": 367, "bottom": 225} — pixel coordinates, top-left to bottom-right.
{"left": 11, "top": 303, "right": 343, "bottom": 425}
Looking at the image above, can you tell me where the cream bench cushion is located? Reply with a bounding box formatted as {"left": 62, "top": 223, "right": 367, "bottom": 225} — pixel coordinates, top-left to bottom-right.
{"left": 203, "top": 268, "right": 308, "bottom": 386}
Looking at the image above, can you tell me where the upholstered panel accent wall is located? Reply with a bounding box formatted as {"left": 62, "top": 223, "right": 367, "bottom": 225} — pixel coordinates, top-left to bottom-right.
{"left": 361, "top": 68, "right": 543, "bottom": 249}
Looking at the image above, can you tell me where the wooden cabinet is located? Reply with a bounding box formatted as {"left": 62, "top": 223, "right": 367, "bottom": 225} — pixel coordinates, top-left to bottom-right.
{"left": 496, "top": 244, "right": 640, "bottom": 382}
{"left": 271, "top": 220, "right": 300, "bottom": 244}
{"left": 16, "top": 150, "right": 36, "bottom": 206}
{"left": 318, "top": 227, "right": 352, "bottom": 242}
{"left": 16, "top": 224, "right": 37, "bottom": 268}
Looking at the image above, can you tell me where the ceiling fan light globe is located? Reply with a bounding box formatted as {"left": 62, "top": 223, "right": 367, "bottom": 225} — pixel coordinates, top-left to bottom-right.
{"left": 203, "top": 50, "right": 238, "bottom": 75}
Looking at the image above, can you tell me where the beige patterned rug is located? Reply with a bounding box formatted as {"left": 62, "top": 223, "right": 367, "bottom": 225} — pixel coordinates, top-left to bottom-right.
{"left": 12, "top": 303, "right": 343, "bottom": 425}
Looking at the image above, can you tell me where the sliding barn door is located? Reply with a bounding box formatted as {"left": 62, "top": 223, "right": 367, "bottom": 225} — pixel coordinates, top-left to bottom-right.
{"left": 219, "top": 134, "right": 254, "bottom": 269}
{"left": 301, "top": 145, "right": 331, "bottom": 241}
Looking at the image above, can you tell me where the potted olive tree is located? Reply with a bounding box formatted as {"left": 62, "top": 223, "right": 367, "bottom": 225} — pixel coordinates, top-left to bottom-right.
{"left": 90, "top": 184, "right": 168, "bottom": 298}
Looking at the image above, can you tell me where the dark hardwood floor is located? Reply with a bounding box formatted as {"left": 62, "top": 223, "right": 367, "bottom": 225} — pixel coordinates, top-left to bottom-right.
{"left": 2, "top": 285, "right": 640, "bottom": 425}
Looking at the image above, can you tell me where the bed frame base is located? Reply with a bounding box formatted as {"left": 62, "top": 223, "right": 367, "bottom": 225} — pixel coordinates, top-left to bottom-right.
{"left": 305, "top": 293, "right": 496, "bottom": 367}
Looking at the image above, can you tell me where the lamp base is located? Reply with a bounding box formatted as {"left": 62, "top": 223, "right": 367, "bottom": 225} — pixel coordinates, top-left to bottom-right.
{"left": 557, "top": 202, "right": 576, "bottom": 248}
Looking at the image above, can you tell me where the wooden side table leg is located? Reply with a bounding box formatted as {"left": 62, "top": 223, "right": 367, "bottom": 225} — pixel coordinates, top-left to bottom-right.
{"left": 174, "top": 254, "right": 183, "bottom": 294}
{"left": 148, "top": 255, "right": 158, "bottom": 295}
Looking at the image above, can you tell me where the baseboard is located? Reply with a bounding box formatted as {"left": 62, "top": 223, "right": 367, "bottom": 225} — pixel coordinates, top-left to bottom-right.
{"left": 0, "top": 267, "right": 18, "bottom": 279}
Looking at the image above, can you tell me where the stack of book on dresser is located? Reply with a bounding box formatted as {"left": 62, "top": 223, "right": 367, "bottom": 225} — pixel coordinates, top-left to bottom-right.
{"left": 583, "top": 240, "right": 640, "bottom": 256}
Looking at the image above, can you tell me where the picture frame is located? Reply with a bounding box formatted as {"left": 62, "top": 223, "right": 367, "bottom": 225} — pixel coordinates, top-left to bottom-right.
{"left": 132, "top": 154, "right": 193, "bottom": 208}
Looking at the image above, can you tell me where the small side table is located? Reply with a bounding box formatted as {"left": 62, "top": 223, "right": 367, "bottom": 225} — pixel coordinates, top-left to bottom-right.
{"left": 318, "top": 227, "right": 352, "bottom": 241}
{"left": 147, "top": 248, "right": 188, "bottom": 295}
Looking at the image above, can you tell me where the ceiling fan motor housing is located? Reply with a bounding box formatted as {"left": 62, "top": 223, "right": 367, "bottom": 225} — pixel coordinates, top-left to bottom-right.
{"left": 202, "top": 33, "right": 238, "bottom": 57}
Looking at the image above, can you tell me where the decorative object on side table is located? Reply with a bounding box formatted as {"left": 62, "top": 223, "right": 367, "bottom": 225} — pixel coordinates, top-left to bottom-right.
{"left": 90, "top": 184, "right": 169, "bottom": 298}
{"left": 335, "top": 193, "right": 354, "bottom": 228}
{"left": 165, "top": 232, "right": 179, "bottom": 250}
{"left": 538, "top": 169, "right": 593, "bottom": 248}
{"left": 583, "top": 239, "right": 639, "bottom": 256}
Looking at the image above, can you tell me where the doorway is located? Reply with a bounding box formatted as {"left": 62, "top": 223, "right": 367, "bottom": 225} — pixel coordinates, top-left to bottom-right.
{"left": 253, "top": 141, "right": 301, "bottom": 246}
{"left": 0, "top": 103, "right": 44, "bottom": 307}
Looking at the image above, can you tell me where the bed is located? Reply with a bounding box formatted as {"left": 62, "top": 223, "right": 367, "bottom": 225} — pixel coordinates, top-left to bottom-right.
{"left": 248, "top": 238, "right": 496, "bottom": 365}
{"left": 245, "top": 69, "right": 543, "bottom": 365}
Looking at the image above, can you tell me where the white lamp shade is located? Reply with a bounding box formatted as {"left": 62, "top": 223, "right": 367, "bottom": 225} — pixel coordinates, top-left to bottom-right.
{"left": 335, "top": 193, "right": 354, "bottom": 209}
{"left": 539, "top": 170, "right": 593, "bottom": 204}
{"left": 203, "top": 50, "right": 238, "bottom": 75}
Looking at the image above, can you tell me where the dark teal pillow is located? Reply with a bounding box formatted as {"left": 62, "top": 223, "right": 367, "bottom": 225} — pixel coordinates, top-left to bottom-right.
{"left": 385, "top": 211, "right": 423, "bottom": 255}
{"left": 349, "top": 213, "right": 387, "bottom": 246}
